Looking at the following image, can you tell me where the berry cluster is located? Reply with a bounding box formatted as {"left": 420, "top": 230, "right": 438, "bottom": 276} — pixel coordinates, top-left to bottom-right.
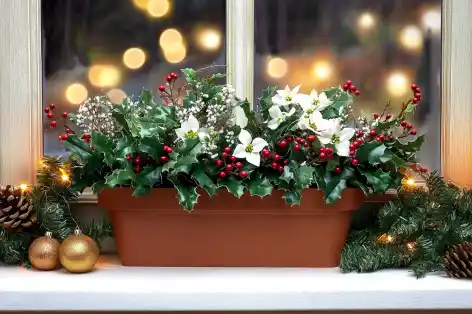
{"left": 319, "top": 147, "right": 334, "bottom": 160}
{"left": 261, "top": 148, "right": 288, "bottom": 173}
{"left": 400, "top": 120, "right": 417, "bottom": 136}
{"left": 44, "top": 103, "right": 69, "bottom": 130}
{"left": 278, "top": 135, "right": 316, "bottom": 151}
{"left": 126, "top": 152, "right": 154, "bottom": 173}
{"left": 342, "top": 80, "right": 361, "bottom": 96}
{"left": 415, "top": 164, "right": 429, "bottom": 173}
{"left": 158, "top": 72, "right": 178, "bottom": 92}
{"left": 216, "top": 147, "right": 248, "bottom": 178}
{"left": 410, "top": 83, "right": 422, "bottom": 104}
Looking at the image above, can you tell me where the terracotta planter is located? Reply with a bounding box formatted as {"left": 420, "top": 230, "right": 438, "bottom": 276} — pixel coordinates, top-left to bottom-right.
{"left": 98, "top": 188, "right": 364, "bottom": 267}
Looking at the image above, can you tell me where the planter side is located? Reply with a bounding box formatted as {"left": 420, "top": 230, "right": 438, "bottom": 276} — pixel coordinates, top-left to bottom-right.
{"left": 98, "top": 188, "right": 364, "bottom": 267}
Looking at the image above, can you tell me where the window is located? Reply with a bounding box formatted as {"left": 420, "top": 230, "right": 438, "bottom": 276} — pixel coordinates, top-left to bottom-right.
{"left": 42, "top": 0, "right": 226, "bottom": 155}
{"left": 254, "top": 0, "right": 442, "bottom": 171}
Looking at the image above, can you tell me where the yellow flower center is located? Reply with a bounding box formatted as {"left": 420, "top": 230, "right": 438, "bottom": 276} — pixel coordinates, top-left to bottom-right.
{"left": 285, "top": 96, "right": 292, "bottom": 101}
{"left": 306, "top": 109, "right": 314, "bottom": 114}
{"left": 312, "top": 99, "right": 320, "bottom": 106}
{"left": 309, "top": 121, "right": 317, "bottom": 130}
{"left": 245, "top": 144, "right": 254, "bottom": 153}
{"left": 184, "top": 130, "right": 198, "bottom": 139}
{"left": 331, "top": 134, "right": 341, "bottom": 144}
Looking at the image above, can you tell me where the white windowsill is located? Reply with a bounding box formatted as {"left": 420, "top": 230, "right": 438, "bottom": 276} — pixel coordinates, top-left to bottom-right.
{"left": 1, "top": 256, "right": 472, "bottom": 311}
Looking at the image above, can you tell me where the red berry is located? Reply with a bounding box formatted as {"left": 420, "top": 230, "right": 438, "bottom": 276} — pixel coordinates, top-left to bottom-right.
{"left": 63, "top": 112, "right": 68, "bottom": 118}
{"left": 47, "top": 112, "right": 53, "bottom": 119}
{"left": 166, "top": 147, "right": 173, "bottom": 153}
{"left": 326, "top": 147, "right": 333, "bottom": 154}
{"left": 44, "top": 107, "right": 50, "bottom": 113}
{"left": 65, "top": 128, "right": 72, "bottom": 134}
{"left": 160, "top": 156, "right": 168, "bottom": 163}
{"left": 379, "top": 134, "right": 385, "bottom": 140}
{"left": 126, "top": 155, "right": 132, "bottom": 161}
{"left": 235, "top": 162, "right": 243, "bottom": 169}
{"left": 307, "top": 135, "right": 316, "bottom": 142}
{"left": 231, "top": 155, "right": 237, "bottom": 162}
{"left": 90, "top": 145, "right": 95, "bottom": 151}
{"left": 373, "top": 113, "right": 379, "bottom": 119}
{"left": 415, "top": 87, "right": 421, "bottom": 93}
{"left": 412, "top": 97, "right": 419, "bottom": 104}
{"left": 327, "top": 154, "right": 333, "bottom": 160}
{"left": 222, "top": 152, "right": 229, "bottom": 158}
{"left": 240, "top": 171, "right": 248, "bottom": 178}
{"left": 283, "top": 159, "right": 289, "bottom": 165}
{"left": 352, "top": 159, "right": 359, "bottom": 166}
{"left": 354, "top": 90, "right": 360, "bottom": 96}
{"left": 411, "top": 84, "right": 417, "bottom": 90}
{"left": 163, "top": 103, "right": 169, "bottom": 107}
{"left": 163, "top": 145, "right": 170, "bottom": 151}
{"left": 226, "top": 164, "right": 233, "bottom": 171}
{"left": 82, "top": 133, "right": 90, "bottom": 139}
{"left": 170, "top": 72, "right": 178, "bottom": 79}
{"left": 410, "top": 129, "right": 417, "bottom": 135}
{"left": 343, "top": 84, "right": 349, "bottom": 90}
{"left": 303, "top": 142, "right": 309, "bottom": 147}
{"left": 346, "top": 80, "right": 352, "bottom": 86}
{"left": 263, "top": 150, "right": 271, "bottom": 158}
{"left": 299, "top": 138, "right": 306, "bottom": 144}
{"left": 135, "top": 157, "right": 141, "bottom": 164}
{"left": 320, "top": 147, "right": 325, "bottom": 153}
{"left": 50, "top": 121, "right": 57, "bottom": 128}
{"left": 415, "top": 93, "right": 422, "bottom": 98}
{"left": 158, "top": 85, "right": 166, "bottom": 92}
{"left": 354, "top": 140, "right": 361, "bottom": 147}
{"left": 350, "top": 85, "right": 357, "bottom": 92}
{"left": 273, "top": 154, "right": 280, "bottom": 161}
{"left": 386, "top": 114, "right": 392, "bottom": 119}
{"left": 296, "top": 137, "right": 302, "bottom": 143}
{"left": 49, "top": 103, "right": 56, "bottom": 110}
{"left": 278, "top": 166, "right": 284, "bottom": 173}
{"left": 135, "top": 166, "right": 142, "bottom": 173}
{"left": 335, "top": 167, "right": 342, "bottom": 174}
{"left": 286, "top": 137, "right": 293, "bottom": 142}
{"left": 421, "top": 167, "right": 428, "bottom": 173}
{"left": 401, "top": 120, "right": 407, "bottom": 127}
{"left": 376, "top": 137, "right": 382, "bottom": 143}
{"left": 349, "top": 144, "right": 355, "bottom": 150}
{"left": 406, "top": 123, "right": 413, "bottom": 129}
{"left": 224, "top": 147, "right": 231, "bottom": 153}
{"left": 320, "top": 152, "right": 327, "bottom": 159}
{"left": 369, "top": 130, "right": 377, "bottom": 136}
{"left": 271, "top": 162, "right": 278, "bottom": 169}
{"left": 358, "top": 130, "right": 364, "bottom": 137}
{"left": 166, "top": 75, "right": 172, "bottom": 82}
{"left": 349, "top": 150, "right": 356, "bottom": 156}
{"left": 60, "top": 134, "right": 68, "bottom": 141}
{"left": 216, "top": 159, "right": 223, "bottom": 166}
{"left": 279, "top": 140, "right": 287, "bottom": 148}
{"left": 147, "top": 156, "right": 152, "bottom": 162}
{"left": 294, "top": 144, "right": 301, "bottom": 151}
{"left": 219, "top": 171, "right": 227, "bottom": 178}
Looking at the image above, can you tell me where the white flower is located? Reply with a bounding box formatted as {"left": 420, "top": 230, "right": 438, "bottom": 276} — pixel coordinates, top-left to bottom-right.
{"left": 271, "top": 85, "right": 301, "bottom": 107}
{"left": 317, "top": 119, "right": 355, "bottom": 157}
{"left": 175, "top": 115, "right": 208, "bottom": 141}
{"left": 233, "top": 106, "right": 248, "bottom": 128}
{"left": 298, "top": 89, "right": 332, "bottom": 113}
{"left": 233, "top": 129, "right": 268, "bottom": 167}
{"left": 267, "top": 106, "right": 295, "bottom": 130}
{"left": 297, "top": 111, "right": 330, "bottom": 133}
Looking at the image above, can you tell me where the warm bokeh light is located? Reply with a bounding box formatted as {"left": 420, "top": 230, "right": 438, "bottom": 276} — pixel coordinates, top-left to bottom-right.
{"left": 266, "top": 57, "right": 288, "bottom": 79}
{"left": 195, "top": 27, "right": 222, "bottom": 51}
{"left": 107, "top": 88, "right": 127, "bottom": 104}
{"left": 162, "top": 42, "right": 187, "bottom": 63}
{"left": 146, "top": 0, "right": 170, "bottom": 18}
{"left": 406, "top": 178, "right": 416, "bottom": 186}
{"left": 19, "top": 184, "right": 28, "bottom": 191}
{"left": 159, "top": 28, "right": 184, "bottom": 49}
{"left": 123, "top": 47, "right": 147, "bottom": 70}
{"left": 421, "top": 8, "right": 441, "bottom": 34}
{"left": 65, "top": 83, "right": 88, "bottom": 105}
{"left": 312, "top": 60, "right": 333, "bottom": 81}
{"left": 357, "top": 12, "right": 376, "bottom": 31}
{"left": 131, "top": 0, "right": 149, "bottom": 10}
{"left": 398, "top": 25, "right": 423, "bottom": 52}
{"left": 386, "top": 71, "right": 410, "bottom": 97}
{"left": 88, "top": 65, "right": 121, "bottom": 88}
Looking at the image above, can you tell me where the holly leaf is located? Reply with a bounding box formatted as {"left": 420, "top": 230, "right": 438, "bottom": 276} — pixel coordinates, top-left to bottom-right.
{"left": 355, "top": 141, "right": 382, "bottom": 163}
{"left": 174, "top": 155, "right": 198, "bottom": 174}
{"left": 297, "top": 165, "right": 315, "bottom": 188}
{"left": 247, "top": 174, "right": 273, "bottom": 198}
{"left": 282, "top": 189, "right": 302, "bottom": 206}
{"left": 323, "top": 168, "right": 353, "bottom": 204}
{"left": 394, "top": 135, "right": 425, "bottom": 152}
{"left": 258, "top": 86, "right": 276, "bottom": 120}
{"left": 280, "top": 166, "right": 294, "bottom": 183}
{"left": 105, "top": 167, "right": 136, "bottom": 187}
{"left": 138, "top": 137, "right": 163, "bottom": 160}
{"left": 368, "top": 144, "right": 387, "bottom": 165}
{"left": 63, "top": 135, "right": 92, "bottom": 161}
{"left": 380, "top": 150, "right": 407, "bottom": 170}
{"left": 358, "top": 168, "right": 391, "bottom": 193}
{"left": 114, "top": 137, "right": 135, "bottom": 162}
{"left": 193, "top": 168, "right": 217, "bottom": 196}
{"left": 132, "top": 185, "right": 151, "bottom": 197}
{"left": 91, "top": 132, "right": 116, "bottom": 166}
{"left": 218, "top": 176, "right": 245, "bottom": 198}
{"left": 162, "top": 152, "right": 178, "bottom": 173}
{"left": 91, "top": 181, "right": 107, "bottom": 194}
{"left": 327, "top": 156, "right": 340, "bottom": 171}
{"left": 313, "top": 166, "right": 326, "bottom": 189}
{"left": 168, "top": 176, "right": 200, "bottom": 211}
{"left": 134, "top": 167, "right": 162, "bottom": 187}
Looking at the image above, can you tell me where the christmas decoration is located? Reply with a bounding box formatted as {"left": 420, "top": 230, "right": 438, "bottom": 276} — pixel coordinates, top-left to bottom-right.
{"left": 28, "top": 231, "right": 60, "bottom": 271}
{"left": 0, "top": 185, "right": 36, "bottom": 231}
{"left": 444, "top": 242, "right": 472, "bottom": 278}
{"left": 59, "top": 228, "right": 99, "bottom": 273}
{"left": 340, "top": 172, "right": 472, "bottom": 278}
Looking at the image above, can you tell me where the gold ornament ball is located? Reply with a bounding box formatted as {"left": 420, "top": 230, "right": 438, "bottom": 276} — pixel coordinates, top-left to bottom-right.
{"left": 59, "top": 229, "right": 99, "bottom": 273}
{"left": 28, "top": 232, "right": 60, "bottom": 271}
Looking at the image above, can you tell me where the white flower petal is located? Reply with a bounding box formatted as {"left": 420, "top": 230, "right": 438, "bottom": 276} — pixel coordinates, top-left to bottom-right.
{"left": 268, "top": 119, "right": 280, "bottom": 130}
{"left": 292, "top": 85, "right": 301, "bottom": 95}
{"left": 246, "top": 152, "right": 261, "bottom": 167}
{"left": 175, "top": 128, "right": 185, "bottom": 139}
{"left": 268, "top": 106, "right": 282, "bottom": 119}
{"left": 234, "top": 106, "right": 248, "bottom": 128}
{"left": 233, "top": 144, "right": 247, "bottom": 158}
{"left": 310, "top": 89, "right": 319, "bottom": 98}
{"left": 339, "top": 127, "right": 355, "bottom": 142}
{"left": 252, "top": 137, "right": 268, "bottom": 152}
{"left": 318, "top": 131, "right": 332, "bottom": 144}
{"left": 335, "top": 141, "right": 350, "bottom": 157}
{"left": 187, "top": 115, "right": 200, "bottom": 131}
{"left": 287, "top": 107, "right": 296, "bottom": 116}
{"left": 238, "top": 129, "right": 252, "bottom": 145}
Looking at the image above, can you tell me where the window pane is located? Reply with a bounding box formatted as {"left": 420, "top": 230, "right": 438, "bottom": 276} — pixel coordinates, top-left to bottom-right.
{"left": 254, "top": 0, "right": 442, "bottom": 171}
{"left": 42, "top": 0, "right": 226, "bottom": 155}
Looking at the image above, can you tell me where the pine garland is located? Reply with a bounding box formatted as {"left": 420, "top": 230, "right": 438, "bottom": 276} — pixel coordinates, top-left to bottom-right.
{"left": 0, "top": 156, "right": 113, "bottom": 265}
{"left": 340, "top": 172, "right": 472, "bottom": 277}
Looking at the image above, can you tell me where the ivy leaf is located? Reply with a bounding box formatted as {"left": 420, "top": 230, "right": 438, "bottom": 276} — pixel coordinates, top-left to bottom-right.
{"left": 368, "top": 144, "right": 387, "bottom": 165}
{"left": 168, "top": 176, "right": 200, "bottom": 211}
{"left": 193, "top": 168, "right": 217, "bottom": 196}
{"left": 248, "top": 174, "right": 273, "bottom": 198}
{"left": 105, "top": 167, "right": 136, "bottom": 187}
{"left": 90, "top": 132, "right": 116, "bottom": 166}
{"left": 63, "top": 135, "right": 92, "bottom": 161}
{"left": 358, "top": 168, "right": 391, "bottom": 193}
{"left": 218, "top": 176, "right": 245, "bottom": 198}
{"left": 282, "top": 189, "right": 302, "bottom": 206}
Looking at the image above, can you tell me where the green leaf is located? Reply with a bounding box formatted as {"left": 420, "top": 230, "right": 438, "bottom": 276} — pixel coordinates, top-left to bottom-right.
{"left": 258, "top": 86, "right": 276, "bottom": 120}
{"left": 283, "top": 189, "right": 302, "bottom": 206}
{"left": 297, "top": 165, "right": 315, "bottom": 188}
{"left": 218, "top": 176, "right": 245, "bottom": 198}
{"left": 91, "top": 181, "right": 107, "bottom": 194}
{"left": 327, "top": 156, "right": 341, "bottom": 171}
{"left": 114, "top": 136, "right": 135, "bottom": 161}
{"left": 105, "top": 168, "right": 135, "bottom": 187}
{"left": 138, "top": 137, "right": 162, "bottom": 160}
{"left": 394, "top": 135, "right": 425, "bottom": 153}
{"left": 174, "top": 155, "right": 199, "bottom": 174}
{"left": 193, "top": 168, "right": 217, "bottom": 196}
{"left": 182, "top": 68, "right": 197, "bottom": 83}
{"left": 313, "top": 166, "right": 326, "bottom": 189}
{"left": 358, "top": 168, "right": 391, "bottom": 193}
{"left": 132, "top": 185, "right": 151, "bottom": 196}
{"left": 323, "top": 168, "right": 353, "bottom": 203}
{"left": 380, "top": 150, "right": 408, "bottom": 170}
{"left": 368, "top": 144, "right": 387, "bottom": 165}
{"left": 355, "top": 141, "right": 382, "bottom": 163}
{"left": 247, "top": 175, "right": 273, "bottom": 198}
{"left": 63, "top": 135, "right": 92, "bottom": 161}
{"left": 404, "top": 102, "right": 417, "bottom": 114}
{"left": 168, "top": 176, "right": 200, "bottom": 211}
{"left": 90, "top": 132, "right": 116, "bottom": 166}
{"left": 134, "top": 167, "right": 162, "bottom": 187}
{"left": 280, "top": 166, "right": 295, "bottom": 183}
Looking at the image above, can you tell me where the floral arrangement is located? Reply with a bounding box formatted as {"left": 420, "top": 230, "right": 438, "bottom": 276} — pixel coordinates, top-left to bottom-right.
{"left": 62, "top": 68, "right": 425, "bottom": 210}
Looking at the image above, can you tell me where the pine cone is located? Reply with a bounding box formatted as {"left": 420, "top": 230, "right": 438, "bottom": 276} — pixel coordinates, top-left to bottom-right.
{"left": 444, "top": 242, "right": 472, "bottom": 278}
{"left": 0, "top": 185, "right": 37, "bottom": 231}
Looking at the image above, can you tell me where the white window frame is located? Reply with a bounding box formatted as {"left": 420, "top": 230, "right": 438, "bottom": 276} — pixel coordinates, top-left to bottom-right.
{"left": 0, "top": 0, "right": 470, "bottom": 200}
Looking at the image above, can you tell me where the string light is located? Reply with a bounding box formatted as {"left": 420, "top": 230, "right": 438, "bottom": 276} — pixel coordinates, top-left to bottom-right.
{"left": 146, "top": 0, "right": 170, "bottom": 18}
{"left": 159, "top": 28, "right": 184, "bottom": 49}
{"left": 195, "top": 26, "right": 222, "bottom": 51}
{"left": 122, "top": 47, "right": 147, "bottom": 70}
{"left": 386, "top": 71, "right": 410, "bottom": 97}
{"left": 406, "top": 242, "right": 416, "bottom": 251}
{"left": 19, "top": 184, "right": 28, "bottom": 192}
{"left": 377, "top": 233, "right": 394, "bottom": 244}
{"left": 59, "top": 168, "right": 70, "bottom": 183}
{"left": 398, "top": 25, "right": 423, "bottom": 52}
{"left": 357, "top": 12, "right": 376, "bottom": 31}
{"left": 131, "top": 0, "right": 149, "bottom": 10}
{"left": 406, "top": 178, "right": 416, "bottom": 186}
{"left": 421, "top": 7, "right": 441, "bottom": 34}
{"left": 311, "top": 60, "right": 333, "bottom": 81}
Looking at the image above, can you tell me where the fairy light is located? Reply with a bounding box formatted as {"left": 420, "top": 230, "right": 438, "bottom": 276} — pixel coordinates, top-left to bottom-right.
{"left": 19, "top": 184, "right": 28, "bottom": 191}
{"left": 421, "top": 7, "right": 441, "bottom": 34}
{"left": 266, "top": 57, "right": 288, "bottom": 79}
{"left": 122, "top": 47, "right": 147, "bottom": 70}
{"left": 406, "top": 242, "right": 416, "bottom": 251}
{"left": 398, "top": 25, "right": 423, "bottom": 52}
{"left": 311, "top": 60, "right": 334, "bottom": 81}
{"left": 59, "top": 168, "right": 70, "bottom": 183}
{"left": 65, "top": 83, "right": 88, "bottom": 105}
{"left": 195, "top": 26, "right": 222, "bottom": 51}
{"left": 406, "top": 178, "right": 416, "bottom": 186}
{"left": 357, "top": 12, "right": 376, "bottom": 31}
{"left": 146, "top": 0, "right": 170, "bottom": 18}
{"left": 377, "top": 233, "right": 394, "bottom": 244}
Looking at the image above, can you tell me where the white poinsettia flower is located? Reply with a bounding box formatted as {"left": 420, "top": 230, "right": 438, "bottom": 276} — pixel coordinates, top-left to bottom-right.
{"left": 267, "top": 106, "right": 296, "bottom": 130}
{"left": 271, "top": 85, "right": 301, "bottom": 107}
{"left": 233, "top": 129, "right": 268, "bottom": 167}
{"left": 298, "top": 89, "right": 332, "bottom": 114}
{"left": 233, "top": 106, "right": 248, "bottom": 128}
{"left": 297, "top": 110, "right": 330, "bottom": 133}
{"left": 317, "top": 119, "right": 355, "bottom": 157}
{"left": 175, "top": 115, "right": 208, "bottom": 140}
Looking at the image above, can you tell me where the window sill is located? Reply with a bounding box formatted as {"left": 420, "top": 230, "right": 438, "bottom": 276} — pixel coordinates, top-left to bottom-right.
{"left": 1, "top": 255, "right": 470, "bottom": 311}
